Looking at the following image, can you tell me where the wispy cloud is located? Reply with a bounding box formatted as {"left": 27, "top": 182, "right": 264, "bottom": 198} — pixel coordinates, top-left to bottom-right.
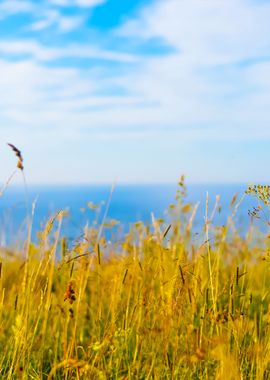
{"left": 29, "top": 11, "right": 84, "bottom": 32}
{"left": 29, "top": 10, "right": 60, "bottom": 31}
{"left": 58, "top": 15, "right": 84, "bottom": 31}
{"left": 0, "top": 0, "right": 34, "bottom": 16}
{"left": 0, "top": 40, "right": 137, "bottom": 62}
{"left": 114, "top": 0, "right": 270, "bottom": 133}
{"left": 48, "top": 0, "right": 106, "bottom": 8}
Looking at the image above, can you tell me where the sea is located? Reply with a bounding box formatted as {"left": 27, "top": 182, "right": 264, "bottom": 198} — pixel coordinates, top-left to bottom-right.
{"left": 0, "top": 184, "right": 266, "bottom": 246}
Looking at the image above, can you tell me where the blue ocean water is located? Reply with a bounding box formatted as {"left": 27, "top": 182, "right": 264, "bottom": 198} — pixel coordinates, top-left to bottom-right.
{"left": 0, "top": 184, "right": 265, "bottom": 245}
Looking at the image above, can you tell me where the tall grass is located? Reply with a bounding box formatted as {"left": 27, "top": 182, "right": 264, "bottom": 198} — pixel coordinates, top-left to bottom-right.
{"left": 1, "top": 148, "right": 270, "bottom": 379}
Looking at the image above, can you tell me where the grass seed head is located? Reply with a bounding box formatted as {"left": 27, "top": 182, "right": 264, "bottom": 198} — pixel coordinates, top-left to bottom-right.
{"left": 7, "top": 143, "right": 24, "bottom": 171}
{"left": 64, "top": 282, "right": 76, "bottom": 304}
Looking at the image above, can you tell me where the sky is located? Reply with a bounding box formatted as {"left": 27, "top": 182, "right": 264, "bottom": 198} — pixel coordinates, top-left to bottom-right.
{"left": 1, "top": 0, "right": 270, "bottom": 184}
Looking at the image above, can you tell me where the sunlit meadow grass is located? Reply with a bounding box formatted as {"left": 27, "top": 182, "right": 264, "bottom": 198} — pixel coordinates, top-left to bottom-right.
{"left": 1, "top": 147, "right": 270, "bottom": 379}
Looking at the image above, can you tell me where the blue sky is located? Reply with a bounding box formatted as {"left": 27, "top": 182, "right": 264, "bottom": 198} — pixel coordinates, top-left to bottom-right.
{"left": 1, "top": 0, "right": 270, "bottom": 184}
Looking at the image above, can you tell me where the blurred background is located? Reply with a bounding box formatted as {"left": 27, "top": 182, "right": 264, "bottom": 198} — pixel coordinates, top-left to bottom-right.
{"left": 1, "top": 0, "right": 269, "bottom": 239}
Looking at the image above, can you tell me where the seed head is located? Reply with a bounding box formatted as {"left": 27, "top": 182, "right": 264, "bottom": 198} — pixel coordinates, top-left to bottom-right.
{"left": 7, "top": 143, "right": 24, "bottom": 171}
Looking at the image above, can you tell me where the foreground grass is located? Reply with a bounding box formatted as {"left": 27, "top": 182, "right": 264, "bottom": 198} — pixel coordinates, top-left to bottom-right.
{"left": 0, "top": 188, "right": 269, "bottom": 379}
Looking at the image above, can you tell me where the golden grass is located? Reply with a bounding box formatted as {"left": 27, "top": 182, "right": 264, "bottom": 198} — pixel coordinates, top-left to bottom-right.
{"left": 1, "top": 147, "right": 270, "bottom": 379}
{"left": 0, "top": 180, "right": 269, "bottom": 380}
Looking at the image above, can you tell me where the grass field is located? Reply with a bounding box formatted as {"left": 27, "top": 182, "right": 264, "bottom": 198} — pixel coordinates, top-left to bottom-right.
{"left": 0, "top": 174, "right": 270, "bottom": 379}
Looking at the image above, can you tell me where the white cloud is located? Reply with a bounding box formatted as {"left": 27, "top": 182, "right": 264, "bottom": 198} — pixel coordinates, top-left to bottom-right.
{"left": 118, "top": 0, "right": 270, "bottom": 65}
{"left": 2, "top": 0, "right": 270, "bottom": 141}
{"left": 0, "top": 0, "right": 34, "bottom": 15}
{"left": 30, "top": 19, "right": 54, "bottom": 31}
{"left": 113, "top": 0, "right": 270, "bottom": 134}
{"left": 29, "top": 12, "right": 84, "bottom": 32}
{"left": 0, "top": 39, "right": 137, "bottom": 62}
{"left": 58, "top": 15, "right": 84, "bottom": 31}
{"left": 76, "top": 0, "right": 105, "bottom": 6}
{"left": 29, "top": 10, "right": 60, "bottom": 31}
{"left": 48, "top": 0, "right": 105, "bottom": 7}
{"left": 2, "top": 1, "right": 270, "bottom": 141}
{"left": 48, "top": 0, "right": 70, "bottom": 5}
